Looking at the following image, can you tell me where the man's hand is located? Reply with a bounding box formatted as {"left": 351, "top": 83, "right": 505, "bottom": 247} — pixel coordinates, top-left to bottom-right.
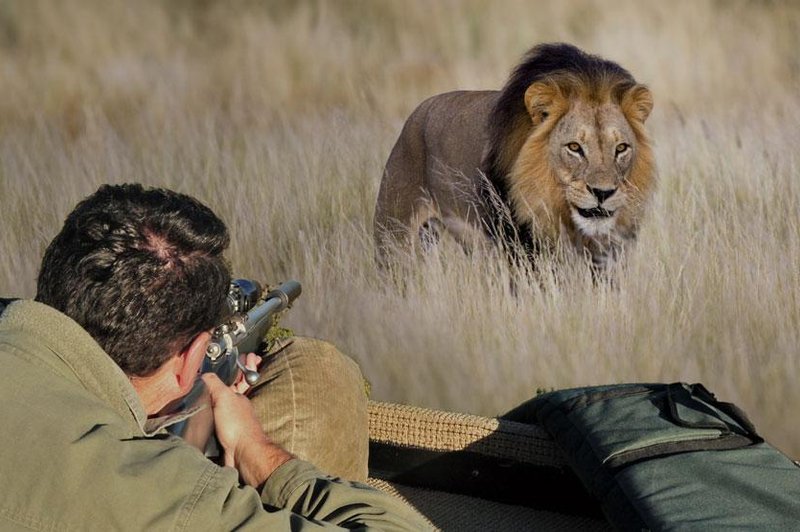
{"left": 202, "top": 372, "right": 293, "bottom": 488}
{"left": 231, "top": 353, "right": 262, "bottom": 395}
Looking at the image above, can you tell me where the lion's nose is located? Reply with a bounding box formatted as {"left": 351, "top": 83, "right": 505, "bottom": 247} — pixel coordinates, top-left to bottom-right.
{"left": 588, "top": 186, "right": 617, "bottom": 203}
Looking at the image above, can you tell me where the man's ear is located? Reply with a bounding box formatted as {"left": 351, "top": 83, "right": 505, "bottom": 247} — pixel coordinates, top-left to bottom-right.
{"left": 175, "top": 331, "right": 211, "bottom": 395}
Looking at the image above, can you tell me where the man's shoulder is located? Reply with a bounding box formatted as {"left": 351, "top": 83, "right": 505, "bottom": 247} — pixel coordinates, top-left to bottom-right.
{"left": 0, "top": 301, "right": 85, "bottom": 393}
{"left": 0, "top": 302, "right": 135, "bottom": 443}
{"left": 0, "top": 339, "right": 129, "bottom": 443}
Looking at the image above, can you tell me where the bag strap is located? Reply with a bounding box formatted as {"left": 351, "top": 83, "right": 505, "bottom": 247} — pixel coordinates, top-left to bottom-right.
{"left": 666, "top": 382, "right": 762, "bottom": 441}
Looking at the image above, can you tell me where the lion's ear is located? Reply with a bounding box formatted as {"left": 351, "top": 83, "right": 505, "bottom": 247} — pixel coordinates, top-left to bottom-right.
{"left": 524, "top": 81, "right": 563, "bottom": 126}
{"left": 621, "top": 84, "right": 653, "bottom": 123}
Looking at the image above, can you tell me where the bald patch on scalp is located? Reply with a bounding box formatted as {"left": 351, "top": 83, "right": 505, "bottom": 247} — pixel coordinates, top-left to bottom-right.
{"left": 142, "top": 230, "right": 175, "bottom": 261}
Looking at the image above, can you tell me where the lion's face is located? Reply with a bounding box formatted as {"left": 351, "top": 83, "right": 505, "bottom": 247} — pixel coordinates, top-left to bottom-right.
{"left": 508, "top": 77, "right": 655, "bottom": 257}
{"left": 549, "top": 100, "right": 639, "bottom": 238}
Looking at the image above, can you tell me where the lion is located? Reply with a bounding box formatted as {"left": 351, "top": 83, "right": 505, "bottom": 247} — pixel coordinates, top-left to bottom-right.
{"left": 373, "top": 43, "right": 655, "bottom": 269}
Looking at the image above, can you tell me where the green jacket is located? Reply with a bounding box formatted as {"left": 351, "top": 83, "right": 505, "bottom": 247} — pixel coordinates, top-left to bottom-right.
{"left": 0, "top": 300, "right": 425, "bottom": 531}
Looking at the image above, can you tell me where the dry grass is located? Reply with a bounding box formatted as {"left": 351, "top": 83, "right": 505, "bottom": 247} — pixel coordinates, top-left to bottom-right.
{"left": 1, "top": 0, "right": 799, "bottom": 456}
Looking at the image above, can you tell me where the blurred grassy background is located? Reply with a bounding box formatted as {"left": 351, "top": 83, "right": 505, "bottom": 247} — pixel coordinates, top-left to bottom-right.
{"left": 1, "top": 0, "right": 799, "bottom": 456}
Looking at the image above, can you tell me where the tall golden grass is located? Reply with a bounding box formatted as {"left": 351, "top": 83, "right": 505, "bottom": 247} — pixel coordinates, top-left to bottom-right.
{"left": 1, "top": 0, "right": 798, "bottom": 456}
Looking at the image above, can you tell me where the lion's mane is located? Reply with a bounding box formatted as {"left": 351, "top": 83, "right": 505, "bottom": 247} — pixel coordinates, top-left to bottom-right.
{"left": 481, "top": 43, "right": 655, "bottom": 251}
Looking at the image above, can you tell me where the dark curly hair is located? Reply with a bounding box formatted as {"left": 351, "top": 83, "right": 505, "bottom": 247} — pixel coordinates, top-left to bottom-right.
{"left": 36, "top": 184, "right": 231, "bottom": 377}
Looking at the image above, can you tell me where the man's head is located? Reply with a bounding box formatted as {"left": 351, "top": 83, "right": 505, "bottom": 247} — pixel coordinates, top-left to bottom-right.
{"left": 36, "top": 184, "right": 231, "bottom": 378}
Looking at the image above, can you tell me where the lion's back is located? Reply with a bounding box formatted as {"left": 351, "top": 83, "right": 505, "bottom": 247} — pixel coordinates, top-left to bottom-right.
{"left": 415, "top": 90, "right": 497, "bottom": 175}
{"left": 374, "top": 90, "right": 498, "bottom": 255}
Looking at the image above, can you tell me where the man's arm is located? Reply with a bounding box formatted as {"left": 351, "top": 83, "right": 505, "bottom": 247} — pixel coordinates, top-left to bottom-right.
{"left": 202, "top": 372, "right": 293, "bottom": 485}
{"left": 262, "top": 459, "right": 431, "bottom": 530}
{"left": 201, "top": 373, "right": 430, "bottom": 530}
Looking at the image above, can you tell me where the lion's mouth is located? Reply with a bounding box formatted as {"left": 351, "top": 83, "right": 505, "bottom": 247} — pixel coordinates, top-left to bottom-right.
{"left": 576, "top": 207, "right": 615, "bottom": 219}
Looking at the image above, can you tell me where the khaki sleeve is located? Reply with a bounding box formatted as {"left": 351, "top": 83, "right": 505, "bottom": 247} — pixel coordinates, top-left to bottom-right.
{"left": 5, "top": 405, "right": 425, "bottom": 530}
{"left": 261, "top": 459, "right": 431, "bottom": 531}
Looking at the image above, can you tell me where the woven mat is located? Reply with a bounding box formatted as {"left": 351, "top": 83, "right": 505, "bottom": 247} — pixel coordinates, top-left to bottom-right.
{"left": 368, "top": 400, "right": 565, "bottom": 467}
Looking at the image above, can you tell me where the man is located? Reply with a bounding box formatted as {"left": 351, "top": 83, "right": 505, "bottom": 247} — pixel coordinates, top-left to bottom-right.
{"left": 0, "top": 184, "right": 426, "bottom": 530}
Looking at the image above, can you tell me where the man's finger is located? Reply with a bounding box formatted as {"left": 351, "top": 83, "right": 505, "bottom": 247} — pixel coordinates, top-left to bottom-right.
{"left": 232, "top": 378, "right": 252, "bottom": 395}
{"left": 201, "top": 373, "right": 230, "bottom": 402}
{"left": 201, "top": 372, "right": 223, "bottom": 390}
{"left": 238, "top": 352, "right": 262, "bottom": 372}
{"left": 245, "top": 353, "right": 262, "bottom": 372}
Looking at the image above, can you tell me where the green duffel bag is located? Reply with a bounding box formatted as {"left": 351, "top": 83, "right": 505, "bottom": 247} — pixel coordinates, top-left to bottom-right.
{"left": 504, "top": 382, "right": 800, "bottom": 530}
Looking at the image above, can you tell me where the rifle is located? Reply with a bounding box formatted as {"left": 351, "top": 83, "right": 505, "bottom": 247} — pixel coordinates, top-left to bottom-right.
{"left": 167, "top": 279, "right": 301, "bottom": 454}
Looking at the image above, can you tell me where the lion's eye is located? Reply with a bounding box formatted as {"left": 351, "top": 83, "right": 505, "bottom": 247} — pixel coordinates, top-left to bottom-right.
{"left": 567, "top": 142, "right": 583, "bottom": 154}
{"left": 615, "top": 143, "right": 630, "bottom": 154}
